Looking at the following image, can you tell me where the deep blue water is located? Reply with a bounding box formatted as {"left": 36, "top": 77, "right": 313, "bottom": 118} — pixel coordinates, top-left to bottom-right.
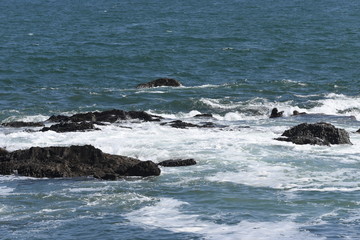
{"left": 1, "top": 0, "right": 360, "bottom": 239}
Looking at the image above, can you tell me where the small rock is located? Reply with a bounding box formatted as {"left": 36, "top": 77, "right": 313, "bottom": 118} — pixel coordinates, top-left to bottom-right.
{"left": 270, "top": 108, "right": 284, "bottom": 118}
{"left": 136, "top": 78, "right": 182, "bottom": 89}
{"left": 292, "top": 110, "right": 307, "bottom": 116}
{"left": 194, "top": 113, "right": 213, "bottom": 118}
{"left": 158, "top": 159, "right": 197, "bottom": 167}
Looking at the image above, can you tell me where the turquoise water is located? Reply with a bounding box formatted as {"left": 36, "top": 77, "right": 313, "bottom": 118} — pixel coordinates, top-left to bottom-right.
{"left": 1, "top": 0, "right": 360, "bottom": 239}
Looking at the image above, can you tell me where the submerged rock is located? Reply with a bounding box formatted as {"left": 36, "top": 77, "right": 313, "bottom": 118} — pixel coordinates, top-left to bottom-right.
{"left": 193, "top": 113, "right": 213, "bottom": 118}
{"left": 136, "top": 78, "right": 182, "bottom": 88}
{"left": 160, "top": 120, "right": 218, "bottom": 129}
{"left": 0, "top": 145, "right": 161, "bottom": 179}
{"left": 41, "top": 122, "right": 100, "bottom": 133}
{"left": 2, "top": 121, "right": 45, "bottom": 128}
{"left": 158, "top": 159, "right": 197, "bottom": 167}
{"left": 47, "top": 109, "right": 162, "bottom": 123}
{"left": 276, "top": 122, "right": 352, "bottom": 146}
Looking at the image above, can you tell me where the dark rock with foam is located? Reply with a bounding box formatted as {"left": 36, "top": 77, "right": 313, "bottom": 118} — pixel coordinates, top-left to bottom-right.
{"left": 136, "top": 78, "right": 182, "bottom": 88}
{"left": 276, "top": 122, "right": 351, "bottom": 146}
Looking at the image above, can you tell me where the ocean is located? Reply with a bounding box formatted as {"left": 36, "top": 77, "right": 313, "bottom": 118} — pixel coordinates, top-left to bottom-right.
{"left": 1, "top": 0, "right": 360, "bottom": 239}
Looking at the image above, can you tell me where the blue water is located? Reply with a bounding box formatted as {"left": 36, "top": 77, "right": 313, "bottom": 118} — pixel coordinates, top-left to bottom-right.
{"left": 1, "top": 0, "right": 360, "bottom": 239}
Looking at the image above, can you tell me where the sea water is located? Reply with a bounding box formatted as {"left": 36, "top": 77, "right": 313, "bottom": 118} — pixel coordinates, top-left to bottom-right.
{"left": 1, "top": 0, "right": 360, "bottom": 239}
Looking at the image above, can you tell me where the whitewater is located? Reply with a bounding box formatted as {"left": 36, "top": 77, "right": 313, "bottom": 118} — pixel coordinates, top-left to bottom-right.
{"left": 1, "top": 0, "right": 360, "bottom": 239}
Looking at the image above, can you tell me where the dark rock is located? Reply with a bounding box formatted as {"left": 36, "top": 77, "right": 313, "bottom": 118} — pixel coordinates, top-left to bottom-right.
{"left": 276, "top": 136, "right": 330, "bottom": 146}
{"left": 0, "top": 145, "right": 160, "bottom": 179}
{"left": 161, "top": 120, "right": 223, "bottom": 129}
{"left": 41, "top": 122, "right": 100, "bottom": 133}
{"left": 2, "top": 121, "right": 45, "bottom": 128}
{"left": 126, "top": 161, "right": 161, "bottom": 177}
{"left": 48, "top": 115, "right": 71, "bottom": 122}
{"left": 0, "top": 148, "right": 8, "bottom": 161}
{"left": 161, "top": 120, "right": 199, "bottom": 129}
{"left": 158, "top": 159, "right": 197, "bottom": 167}
{"left": 47, "top": 109, "right": 162, "bottom": 123}
{"left": 292, "top": 110, "right": 307, "bottom": 116}
{"left": 356, "top": 129, "right": 360, "bottom": 133}
{"left": 98, "top": 173, "right": 118, "bottom": 180}
{"left": 201, "top": 122, "right": 217, "bottom": 128}
{"left": 275, "top": 122, "right": 352, "bottom": 146}
{"left": 136, "top": 78, "right": 182, "bottom": 89}
{"left": 270, "top": 108, "right": 284, "bottom": 118}
{"left": 194, "top": 113, "right": 213, "bottom": 118}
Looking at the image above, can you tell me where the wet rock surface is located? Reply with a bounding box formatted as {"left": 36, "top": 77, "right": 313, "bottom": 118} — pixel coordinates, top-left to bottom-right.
{"left": 41, "top": 122, "right": 100, "bottom": 133}
{"left": 0, "top": 145, "right": 161, "bottom": 179}
{"left": 161, "top": 120, "right": 219, "bottom": 129}
{"left": 48, "top": 109, "right": 162, "bottom": 123}
{"left": 136, "top": 78, "right": 182, "bottom": 88}
{"left": 158, "top": 159, "right": 197, "bottom": 167}
{"left": 270, "top": 108, "right": 284, "bottom": 118}
{"left": 276, "top": 122, "right": 352, "bottom": 146}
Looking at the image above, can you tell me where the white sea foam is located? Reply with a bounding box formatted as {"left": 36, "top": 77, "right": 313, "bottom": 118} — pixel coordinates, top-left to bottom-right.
{"left": 2, "top": 114, "right": 49, "bottom": 123}
{"left": 281, "top": 79, "right": 307, "bottom": 86}
{"left": 308, "top": 93, "right": 360, "bottom": 119}
{"left": 199, "top": 98, "right": 244, "bottom": 110}
{"left": 126, "top": 198, "right": 324, "bottom": 240}
{"left": 0, "top": 186, "right": 14, "bottom": 196}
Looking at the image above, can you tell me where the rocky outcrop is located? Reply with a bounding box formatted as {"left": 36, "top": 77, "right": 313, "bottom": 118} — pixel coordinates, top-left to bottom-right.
{"left": 276, "top": 122, "right": 352, "bottom": 146}
{"left": 0, "top": 145, "right": 160, "bottom": 179}
{"left": 158, "top": 159, "right": 197, "bottom": 167}
{"left": 41, "top": 122, "right": 100, "bottom": 133}
{"left": 47, "top": 109, "right": 162, "bottom": 123}
{"left": 1, "top": 121, "right": 45, "bottom": 128}
{"left": 136, "top": 78, "right": 182, "bottom": 89}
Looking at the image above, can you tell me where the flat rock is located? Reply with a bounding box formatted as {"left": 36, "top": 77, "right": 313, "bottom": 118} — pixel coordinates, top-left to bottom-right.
{"left": 41, "top": 122, "right": 100, "bottom": 133}
{"left": 161, "top": 120, "right": 223, "bottom": 129}
{"left": 276, "top": 122, "right": 352, "bottom": 146}
{"left": 47, "top": 109, "right": 162, "bottom": 123}
{"left": 0, "top": 145, "right": 160, "bottom": 179}
{"left": 193, "top": 113, "right": 213, "bottom": 118}
{"left": 136, "top": 78, "right": 182, "bottom": 89}
{"left": 158, "top": 159, "right": 197, "bottom": 167}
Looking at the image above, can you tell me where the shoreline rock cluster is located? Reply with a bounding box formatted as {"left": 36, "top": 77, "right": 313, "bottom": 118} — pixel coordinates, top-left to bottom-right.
{"left": 0, "top": 145, "right": 198, "bottom": 180}
{"left": 0, "top": 79, "right": 356, "bottom": 180}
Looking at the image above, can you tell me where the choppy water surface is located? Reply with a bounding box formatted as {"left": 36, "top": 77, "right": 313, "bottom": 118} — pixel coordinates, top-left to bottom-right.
{"left": 1, "top": 0, "right": 360, "bottom": 239}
